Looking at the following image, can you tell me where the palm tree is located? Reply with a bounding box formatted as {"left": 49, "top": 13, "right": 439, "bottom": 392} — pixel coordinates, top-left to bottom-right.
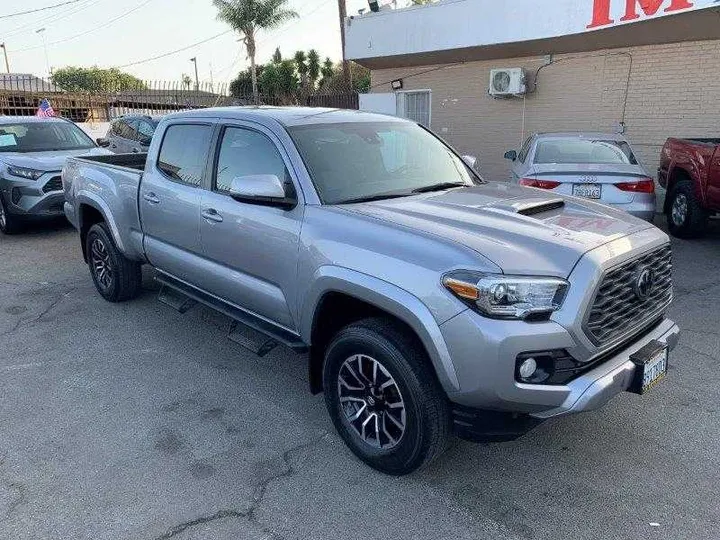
{"left": 213, "top": 0, "right": 298, "bottom": 103}
{"left": 307, "top": 49, "right": 320, "bottom": 90}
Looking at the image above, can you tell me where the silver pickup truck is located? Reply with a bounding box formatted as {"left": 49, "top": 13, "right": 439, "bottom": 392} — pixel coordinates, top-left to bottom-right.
{"left": 63, "top": 107, "right": 680, "bottom": 475}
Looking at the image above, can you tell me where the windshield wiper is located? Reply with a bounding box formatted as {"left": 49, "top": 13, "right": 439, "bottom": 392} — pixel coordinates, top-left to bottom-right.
{"left": 412, "top": 182, "right": 468, "bottom": 194}
{"left": 337, "top": 192, "right": 411, "bottom": 205}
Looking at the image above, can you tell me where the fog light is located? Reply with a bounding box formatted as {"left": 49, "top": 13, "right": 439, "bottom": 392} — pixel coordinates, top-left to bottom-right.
{"left": 519, "top": 357, "right": 537, "bottom": 380}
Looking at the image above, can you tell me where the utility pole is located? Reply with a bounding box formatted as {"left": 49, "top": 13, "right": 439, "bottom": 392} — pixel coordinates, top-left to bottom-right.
{"left": 36, "top": 28, "right": 51, "bottom": 77}
{"left": 337, "top": 0, "right": 351, "bottom": 88}
{"left": 190, "top": 57, "right": 199, "bottom": 91}
{"left": 0, "top": 43, "right": 10, "bottom": 73}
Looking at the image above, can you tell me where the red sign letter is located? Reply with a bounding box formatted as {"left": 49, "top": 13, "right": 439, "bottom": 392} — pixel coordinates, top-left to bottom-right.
{"left": 587, "top": 0, "right": 614, "bottom": 28}
{"left": 621, "top": 0, "right": 694, "bottom": 22}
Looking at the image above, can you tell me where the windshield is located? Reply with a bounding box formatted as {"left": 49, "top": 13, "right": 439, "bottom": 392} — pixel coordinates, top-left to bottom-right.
{"left": 287, "top": 121, "right": 478, "bottom": 204}
{"left": 534, "top": 138, "right": 638, "bottom": 165}
{"left": 0, "top": 121, "right": 96, "bottom": 153}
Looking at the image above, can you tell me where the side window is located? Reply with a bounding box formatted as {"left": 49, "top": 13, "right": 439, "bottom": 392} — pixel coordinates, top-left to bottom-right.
{"left": 110, "top": 120, "right": 123, "bottom": 136}
{"left": 214, "top": 127, "right": 288, "bottom": 193}
{"left": 137, "top": 120, "right": 154, "bottom": 145}
{"left": 518, "top": 136, "right": 533, "bottom": 163}
{"left": 123, "top": 119, "right": 139, "bottom": 141}
{"left": 157, "top": 124, "right": 213, "bottom": 187}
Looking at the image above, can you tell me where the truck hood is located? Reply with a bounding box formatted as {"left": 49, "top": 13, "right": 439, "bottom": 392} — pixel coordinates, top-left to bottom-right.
{"left": 0, "top": 147, "right": 111, "bottom": 172}
{"left": 343, "top": 182, "right": 653, "bottom": 277}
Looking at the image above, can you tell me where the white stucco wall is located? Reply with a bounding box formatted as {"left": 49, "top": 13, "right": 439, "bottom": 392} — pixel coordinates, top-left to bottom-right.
{"left": 346, "top": 0, "right": 717, "bottom": 60}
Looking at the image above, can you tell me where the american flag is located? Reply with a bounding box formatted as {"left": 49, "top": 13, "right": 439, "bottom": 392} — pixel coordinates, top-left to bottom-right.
{"left": 36, "top": 98, "right": 56, "bottom": 117}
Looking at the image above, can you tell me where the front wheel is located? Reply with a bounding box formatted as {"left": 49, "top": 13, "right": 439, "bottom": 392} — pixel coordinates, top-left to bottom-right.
{"left": 86, "top": 223, "right": 142, "bottom": 302}
{"left": 667, "top": 179, "right": 708, "bottom": 238}
{"left": 0, "top": 196, "right": 21, "bottom": 235}
{"left": 323, "top": 318, "right": 451, "bottom": 475}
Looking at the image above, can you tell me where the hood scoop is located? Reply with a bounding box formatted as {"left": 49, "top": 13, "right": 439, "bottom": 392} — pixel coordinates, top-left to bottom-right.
{"left": 490, "top": 197, "right": 566, "bottom": 217}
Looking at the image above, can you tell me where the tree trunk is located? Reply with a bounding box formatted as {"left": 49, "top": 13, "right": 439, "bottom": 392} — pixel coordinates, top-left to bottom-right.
{"left": 246, "top": 31, "right": 258, "bottom": 104}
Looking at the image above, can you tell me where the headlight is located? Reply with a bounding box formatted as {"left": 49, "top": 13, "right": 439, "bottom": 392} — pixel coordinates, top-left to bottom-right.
{"left": 7, "top": 166, "right": 45, "bottom": 180}
{"left": 442, "top": 271, "right": 569, "bottom": 320}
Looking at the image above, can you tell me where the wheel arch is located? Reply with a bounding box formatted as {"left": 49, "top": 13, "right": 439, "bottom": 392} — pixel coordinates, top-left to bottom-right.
{"left": 77, "top": 194, "right": 126, "bottom": 262}
{"left": 664, "top": 165, "right": 703, "bottom": 214}
{"left": 301, "top": 267, "right": 460, "bottom": 396}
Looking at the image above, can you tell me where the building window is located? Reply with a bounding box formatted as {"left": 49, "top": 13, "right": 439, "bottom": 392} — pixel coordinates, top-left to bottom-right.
{"left": 396, "top": 90, "right": 431, "bottom": 127}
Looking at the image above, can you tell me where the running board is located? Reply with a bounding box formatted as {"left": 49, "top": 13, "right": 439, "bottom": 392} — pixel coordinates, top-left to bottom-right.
{"left": 154, "top": 273, "right": 307, "bottom": 353}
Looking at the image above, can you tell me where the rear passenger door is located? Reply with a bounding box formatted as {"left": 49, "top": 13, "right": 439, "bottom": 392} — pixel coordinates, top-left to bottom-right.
{"left": 139, "top": 121, "right": 216, "bottom": 283}
{"left": 198, "top": 123, "right": 304, "bottom": 330}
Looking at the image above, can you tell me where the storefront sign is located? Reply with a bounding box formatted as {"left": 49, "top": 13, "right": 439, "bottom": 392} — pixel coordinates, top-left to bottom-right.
{"left": 588, "top": 0, "right": 696, "bottom": 28}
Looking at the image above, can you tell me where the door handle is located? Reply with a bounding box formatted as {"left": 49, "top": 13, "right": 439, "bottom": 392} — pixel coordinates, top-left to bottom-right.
{"left": 111, "top": 144, "right": 117, "bottom": 149}
{"left": 143, "top": 192, "right": 160, "bottom": 204}
{"left": 132, "top": 148, "right": 139, "bottom": 153}
{"left": 201, "top": 208, "right": 223, "bottom": 223}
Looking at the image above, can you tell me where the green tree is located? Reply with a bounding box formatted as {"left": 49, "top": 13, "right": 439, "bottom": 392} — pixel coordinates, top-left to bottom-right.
{"left": 317, "top": 60, "right": 370, "bottom": 93}
{"left": 51, "top": 66, "right": 146, "bottom": 92}
{"left": 230, "top": 65, "right": 265, "bottom": 97}
{"left": 294, "top": 50, "right": 308, "bottom": 93}
{"left": 213, "top": 0, "right": 298, "bottom": 103}
{"left": 319, "top": 57, "right": 334, "bottom": 88}
{"left": 272, "top": 47, "right": 282, "bottom": 64}
{"left": 181, "top": 74, "right": 192, "bottom": 90}
{"left": 307, "top": 49, "right": 320, "bottom": 89}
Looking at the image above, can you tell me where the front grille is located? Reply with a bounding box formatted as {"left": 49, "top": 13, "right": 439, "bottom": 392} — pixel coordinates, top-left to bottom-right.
{"left": 42, "top": 176, "right": 62, "bottom": 193}
{"left": 584, "top": 244, "right": 672, "bottom": 345}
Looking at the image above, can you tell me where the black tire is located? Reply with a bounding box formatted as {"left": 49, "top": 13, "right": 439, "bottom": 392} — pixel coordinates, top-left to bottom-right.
{"left": 86, "top": 222, "right": 142, "bottom": 302}
{"left": 0, "top": 196, "right": 21, "bottom": 235}
{"left": 667, "top": 179, "right": 708, "bottom": 238}
{"left": 323, "top": 318, "right": 451, "bottom": 475}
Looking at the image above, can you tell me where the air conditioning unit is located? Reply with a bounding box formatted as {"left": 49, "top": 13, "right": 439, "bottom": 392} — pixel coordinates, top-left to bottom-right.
{"left": 489, "top": 68, "right": 527, "bottom": 97}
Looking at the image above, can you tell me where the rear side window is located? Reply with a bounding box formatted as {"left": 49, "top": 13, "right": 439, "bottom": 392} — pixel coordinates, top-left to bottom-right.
{"left": 534, "top": 138, "right": 638, "bottom": 165}
{"left": 157, "top": 124, "right": 212, "bottom": 186}
{"left": 214, "top": 127, "right": 287, "bottom": 193}
{"left": 518, "top": 136, "right": 533, "bottom": 163}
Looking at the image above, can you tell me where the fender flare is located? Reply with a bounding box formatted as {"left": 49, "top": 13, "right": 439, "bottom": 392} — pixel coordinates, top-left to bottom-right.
{"left": 76, "top": 192, "right": 128, "bottom": 255}
{"left": 300, "top": 266, "right": 461, "bottom": 392}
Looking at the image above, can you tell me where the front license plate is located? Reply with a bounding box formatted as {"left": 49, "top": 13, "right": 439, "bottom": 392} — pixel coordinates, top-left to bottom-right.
{"left": 573, "top": 183, "right": 602, "bottom": 199}
{"left": 628, "top": 340, "right": 668, "bottom": 395}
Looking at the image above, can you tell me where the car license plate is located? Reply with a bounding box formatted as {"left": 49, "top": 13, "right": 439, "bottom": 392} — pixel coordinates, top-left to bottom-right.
{"left": 628, "top": 341, "right": 668, "bottom": 395}
{"left": 573, "top": 183, "right": 602, "bottom": 199}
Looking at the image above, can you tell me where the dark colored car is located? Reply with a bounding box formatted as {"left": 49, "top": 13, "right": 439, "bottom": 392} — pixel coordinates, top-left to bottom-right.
{"left": 658, "top": 137, "right": 720, "bottom": 237}
{"left": 98, "top": 115, "right": 161, "bottom": 154}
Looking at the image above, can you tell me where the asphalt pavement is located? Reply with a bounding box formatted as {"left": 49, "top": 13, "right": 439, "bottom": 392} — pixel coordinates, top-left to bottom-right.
{"left": 0, "top": 217, "right": 718, "bottom": 540}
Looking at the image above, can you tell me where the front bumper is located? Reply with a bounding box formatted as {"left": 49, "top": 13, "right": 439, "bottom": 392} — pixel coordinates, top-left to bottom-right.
{"left": 0, "top": 172, "right": 65, "bottom": 219}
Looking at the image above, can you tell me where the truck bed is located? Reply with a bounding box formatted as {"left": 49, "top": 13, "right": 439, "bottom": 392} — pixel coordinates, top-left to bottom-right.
{"left": 73, "top": 152, "right": 147, "bottom": 171}
{"left": 668, "top": 137, "right": 720, "bottom": 146}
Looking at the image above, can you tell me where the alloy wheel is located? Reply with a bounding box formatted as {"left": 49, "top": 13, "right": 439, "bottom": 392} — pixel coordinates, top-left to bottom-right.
{"left": 671, "top": 193, "right": 688, "bottom": 226}
{"left": 91, "top": 238, "right": 113, "bottom": 290}
{"left": 0, "top": 201, "right": 5, "bottom": 230}
{"left": 337, "top": 354, "right": 406, "bottom": 449}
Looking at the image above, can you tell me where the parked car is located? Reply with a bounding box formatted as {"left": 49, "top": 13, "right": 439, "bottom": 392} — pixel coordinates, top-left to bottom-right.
{"left": 97, "top": 115, "right": 161, "bottom": 154}
{"left": 0, "top": 116, "right": 111, "bottom": 234}
{"left": 658, "top": 137, "right": 720, "bottom": 237}
{"left": 505, "top": 132, "right": 656, "bottom": 221}
{"left": 63, "top": 108, "right": 679, "bottom": 475}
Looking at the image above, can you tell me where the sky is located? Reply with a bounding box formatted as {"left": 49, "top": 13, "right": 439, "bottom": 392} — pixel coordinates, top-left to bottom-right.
{"left": 0, "top": 0, "right": 369, "bottom": 87}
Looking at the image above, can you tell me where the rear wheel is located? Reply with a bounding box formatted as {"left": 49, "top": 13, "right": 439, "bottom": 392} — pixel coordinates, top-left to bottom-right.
{"left": 0, "top": 196, "right": 21, "bottom": 235}
{"left": 86, "top": 223, "right": 142, "bottom": 302}
{"left": 323, "top": 318, "right": 451, "bottom": 475}
{"left": 667, "top": 179, "right": 708, "bottom": 238}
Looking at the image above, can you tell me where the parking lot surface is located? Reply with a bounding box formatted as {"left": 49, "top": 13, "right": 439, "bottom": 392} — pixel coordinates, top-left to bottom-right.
{"left": 1, "top": 218, "right": 719, "bottom": 540}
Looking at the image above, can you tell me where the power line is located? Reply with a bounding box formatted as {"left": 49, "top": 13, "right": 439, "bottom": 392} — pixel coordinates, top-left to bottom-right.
{"left": 116, "top": 30, "right": 233, "bottom": 68}
{"left": 10, "top": 0, "right": 153, "bottom": 53}
{"left": 0, "top": 0, "right": 83, "bottom": 20}
{"left": 0, "top": 0, "right": 101, "bottom": 40}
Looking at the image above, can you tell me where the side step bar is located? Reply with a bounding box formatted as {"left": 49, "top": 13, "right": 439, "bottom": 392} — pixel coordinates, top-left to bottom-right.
{"left": 155, "top": 273, "right": 308, "bottom": 354}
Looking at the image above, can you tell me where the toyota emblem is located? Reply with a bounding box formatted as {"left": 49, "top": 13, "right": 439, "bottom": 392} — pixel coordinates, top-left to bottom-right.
{"left": 634, "top": 267, "right": 655, "bottom": 301}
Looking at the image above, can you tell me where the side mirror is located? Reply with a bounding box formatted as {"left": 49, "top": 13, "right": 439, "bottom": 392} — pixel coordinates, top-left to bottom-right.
{"left": 229, "top": 174, "right": 297, "bottom": 209}
{"left": 96, "top": 137, "right": 110, "bottom": 148}
{"left": 461, "top": 155, "right": 478, "bottom": 171}
{"left": 504, "top": 150, "right": 518, "bottom": 161}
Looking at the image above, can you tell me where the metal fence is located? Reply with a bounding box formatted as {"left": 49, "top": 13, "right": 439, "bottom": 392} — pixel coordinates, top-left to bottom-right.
{"left": 0, "top": 75, "right": 360, "bottom": 122}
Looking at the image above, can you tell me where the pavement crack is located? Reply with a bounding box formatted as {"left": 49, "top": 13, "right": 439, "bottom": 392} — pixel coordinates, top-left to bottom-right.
{"left": 152, "top": 509, "right": 247, "bottom": 539}
{"left": 0, "top": 287, "right": 75, "bottom": 338}
{"left": 151, "top": 434, "right": 327, "bottom": 540}
{"left": 0, "top": 460, "right": 27, "bottom": 524}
